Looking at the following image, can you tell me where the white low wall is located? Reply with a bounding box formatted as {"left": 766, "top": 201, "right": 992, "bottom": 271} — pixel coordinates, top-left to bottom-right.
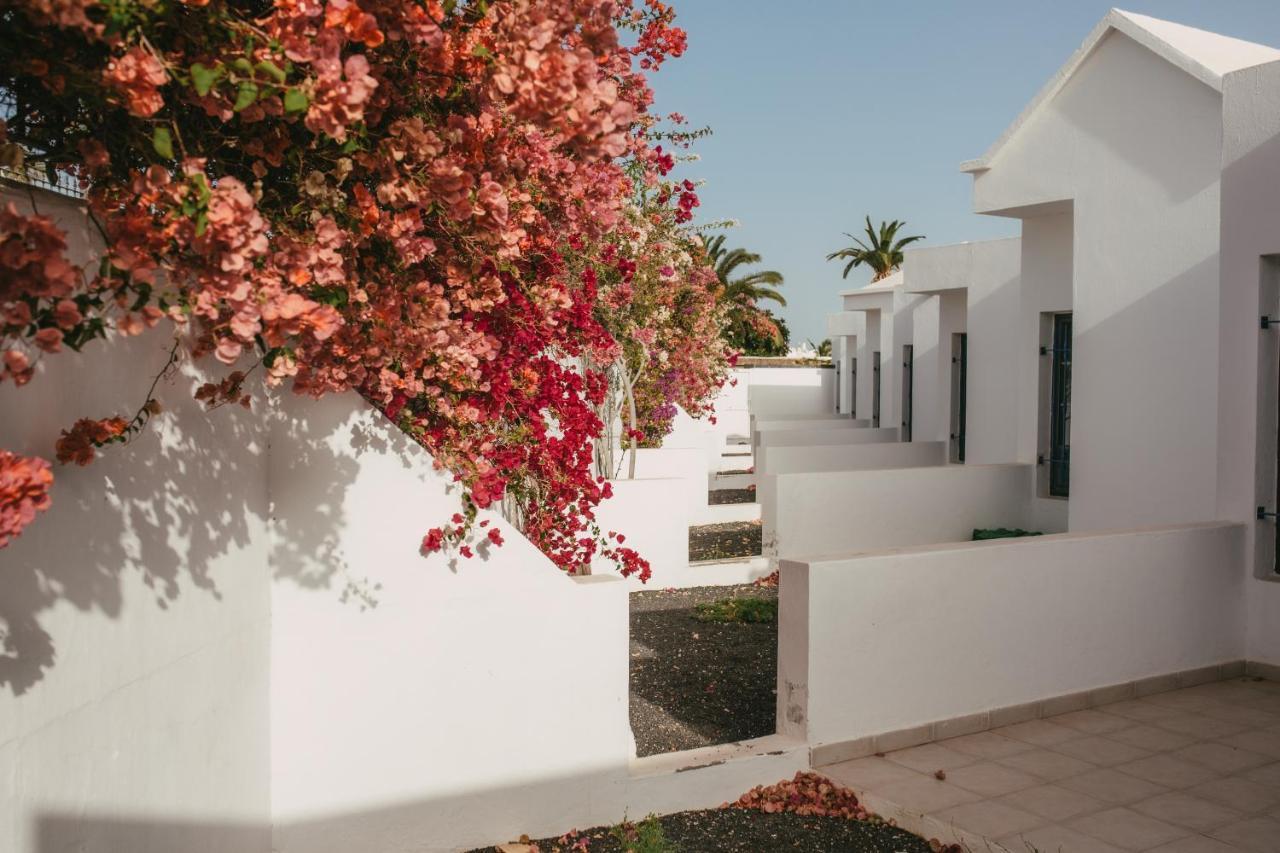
{"left": 611, "top": 448, "right": 708, "bottom": 522}
{"left": 270, "top": 394, "right": 633, "bottom": 852}
{"left": 759, "top": 464, "right": 1045, "bottom": 560}
{"left": 747, "top": 372, "right": 834, "bottom": 419}
{"left": 755, "top": 426, "right": 899, "bottom": 449}
{"left": 752, "top": 417, "right": 864, "bottom": 433}
{"left": 592, "top": 477, "right": 690, "bottom": 588}
{"left": 757, "top": 441, "right": 946, "bottom": 476}
{"left": 779, "top": 523, "right": 1247, "bottom": 748}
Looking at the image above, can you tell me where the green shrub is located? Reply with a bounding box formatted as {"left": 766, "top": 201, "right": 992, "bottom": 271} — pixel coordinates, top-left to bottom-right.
{"left": 972, "top": 528, "right": 1043, "bottom": 541}
{"left": 693, "top": 596, "right": 777, "bottom": 624}
{"left": 609, "top": 814, "right": 675, "bottom": 853}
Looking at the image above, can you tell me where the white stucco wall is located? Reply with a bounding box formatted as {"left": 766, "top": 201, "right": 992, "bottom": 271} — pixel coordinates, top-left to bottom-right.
{"left": 746, "top": 369, "right": 835, "bottom": 418}
{"left": 0, "top": 190, "right": 273, "bottom": 853}
{"left": 972, "top": 30, "right": 1224, "bottom": 531}
{"left": 755, "top": 426, "right": 899, "bottom": 450}
{"left": 755, "top": 441, "right": 946, "bottom": 476}
{"left": 758, "top": 464, "right": 1054, "bottom": 562}
{"left": 269, "top": 394, "right": 636, "bottom": 852}
{"left": 779, "top": 522, "right": 1245, "bottom": 747}
{"left": 1217, "top": 58, "right": 1280, "bottom": 665}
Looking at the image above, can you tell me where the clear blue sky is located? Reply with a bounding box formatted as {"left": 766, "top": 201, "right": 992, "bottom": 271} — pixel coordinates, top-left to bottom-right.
{"left": 650, "top": 1, "right": 1280, "bottom": 345}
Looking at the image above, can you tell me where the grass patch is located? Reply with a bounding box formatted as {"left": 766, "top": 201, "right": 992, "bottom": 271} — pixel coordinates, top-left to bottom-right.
{"left": 609, "top": 814, "right": 674, "bottom": 853}
{"left": 693, "top": 596, "right": 777, "bottom": 624}
{"left": 972, "top": 527, "right": 1043, "bottom": 541}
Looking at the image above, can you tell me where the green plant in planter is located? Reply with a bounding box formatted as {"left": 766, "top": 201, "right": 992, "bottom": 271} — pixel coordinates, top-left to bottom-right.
{"left": 972, "top": 528, "right": 1044, "bottom": 541}
{"left": 694, "top": 596, "right": 777, "bottom": 624}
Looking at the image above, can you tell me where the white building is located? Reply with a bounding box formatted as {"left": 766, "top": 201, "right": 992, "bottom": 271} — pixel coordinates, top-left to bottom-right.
{"left": 782, "top": 9, "right": 1280, "bottom": 776}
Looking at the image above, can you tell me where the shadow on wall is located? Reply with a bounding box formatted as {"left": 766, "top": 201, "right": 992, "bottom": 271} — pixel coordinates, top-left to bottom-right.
{"left": 0, "top": 330, "right": 367, "bottom": 695}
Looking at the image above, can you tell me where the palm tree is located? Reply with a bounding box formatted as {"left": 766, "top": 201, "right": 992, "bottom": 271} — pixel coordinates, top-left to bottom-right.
{"left": 704, "top": 234, "right": 786, "bottom": 308}
{"left": 826, "top": 217, "right": 924, "bottom": 281}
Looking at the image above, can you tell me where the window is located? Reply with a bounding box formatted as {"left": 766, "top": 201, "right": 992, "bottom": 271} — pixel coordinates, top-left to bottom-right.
{"left": 901, "top": 344, "right": 914, "bottom": 441}
{"left": 950, "top": 333, "right": 967, "bottom": 463}
{"left": 1047, "top": 313, "right": 1072, "bottom": 497}
{"left": 872, "top": 351, "right": 881, "bottom": 428}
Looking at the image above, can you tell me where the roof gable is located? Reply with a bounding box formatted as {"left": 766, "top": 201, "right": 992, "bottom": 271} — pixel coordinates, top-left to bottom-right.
{"left": 961, "top": 9, "right": 1280, "bottom": 174}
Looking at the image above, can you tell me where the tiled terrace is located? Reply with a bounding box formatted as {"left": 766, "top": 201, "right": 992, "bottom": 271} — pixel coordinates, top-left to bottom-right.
{"left": 819, "top": 678, "right": 1280, "bottom": 852}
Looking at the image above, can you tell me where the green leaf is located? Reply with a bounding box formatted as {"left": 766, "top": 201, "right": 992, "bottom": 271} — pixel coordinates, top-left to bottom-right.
{"left": 152, "top": 126, "right": 174, "bottom": 159}
{"left": 472, "top": 45, "right": 491, "bottom": 59}
{"left": 190, "top": 62, "right": 218, "bottom": 97}
{"left": 232, "top": 57, "right": 253, "bottom": 76}
{"left": 255, "top": 60, "right": 287, "bottom": 84}
{"left": 283, "top": 88, "right": 309, "bottom": 114}
{"left": 233, "top": 80, "right": 259, "bottom": 112}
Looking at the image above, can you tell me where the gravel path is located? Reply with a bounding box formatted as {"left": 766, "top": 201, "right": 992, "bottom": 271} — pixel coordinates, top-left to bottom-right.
{"left": 468, "top": 808, "right": 937, "bottom": 852}
{"left": 630, "top": 584, "right": 777, "bottom": 757}
{"left": 708, "top": 488, "right": 755, "bottom": 505}
{"left": 688, "top": 521, "right": 762, "bottom": 562}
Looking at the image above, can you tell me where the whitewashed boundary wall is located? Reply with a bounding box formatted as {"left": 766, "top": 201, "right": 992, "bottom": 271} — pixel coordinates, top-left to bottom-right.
{"left": 759, "top": 464, "right": 1053, "bottom": 561}
{"left": 779, "top": 523, "right": 1245, "bottom": 750}
{"left": 756, "top": 441, "right": 946, "bottom": 476}
{"left": 755, "top": 426, "right": 899, "bottom": 450}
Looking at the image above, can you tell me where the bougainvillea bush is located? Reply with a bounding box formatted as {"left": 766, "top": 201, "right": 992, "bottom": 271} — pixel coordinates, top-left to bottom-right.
{"left": 588, "top": 153, "right": 730, "bottom": 477}
{"left": 0, "top": 0, "right": 729, "bottom": 579}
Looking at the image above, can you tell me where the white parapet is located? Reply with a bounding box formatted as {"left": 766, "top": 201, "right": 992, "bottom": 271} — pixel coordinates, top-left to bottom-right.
{"left": 755, "top": 426, "right": 899, "bottom": 449}
{"left": 756, "top": 441, "right": 946, "bottom": 476}
{"left": 779, "top": 522, "right": 1246, "bottom": 750}
{"left": 758, "top": 463, "right": 1049, "bottom": 561}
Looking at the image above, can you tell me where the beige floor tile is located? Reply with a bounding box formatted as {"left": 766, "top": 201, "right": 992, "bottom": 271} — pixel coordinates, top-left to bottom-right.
{"left": 936, "top": 799, "right": 1047, "bottom": 838}
{"left": 871, "top": 775, "right": 982, "bottom": 813}
{"left": 1116, "top": 753, "right": 1222, "bottom": 789}
{"left": 1053, "top": 735, "right": 1154, "bottom": 767}
{"left": 1145, "top": 691, "right": 1226, "bottom": 713}
{"left": 1211, "top": 815, "right": 1280, "bottom": 852}
{"left": 942, "top": 730, "right": 1034, "bottom": 760}
{"left": 1196, "top": 703, "right": 1280, "bottom": 729}
{"left": 1001, "top": 748, "right": 1099, "bottom": 782}
{"left": 1000, "top": 783, "right": 1110, "bottom": 822}
{"left": 818, "top": 756, "right": 922, "bottom": 790}
{"left": 1130, "top": 790, "right": 1244, "bottom": 832}
{"left": 945, "top": 761, "right": 1042, "bottom": 798}
{"left": 1053, "top": 709, "right": 1136, "bottom": 735}
{"left": 1244, "top": 695, "right": 1280, "bottom": 715}
{"left": 1102, "top": 700, "right": 1185, "bottom": 723}
{"left": 1069, "top": 807, "right": 1190, "bottom": 850}
{"left": 1173, "top": 742, "right": 1272, "bottom": 774}
{"left": 1060, "top": 768, "right": 1171, "bottom": 805}
{"left": 1189, "top": 775, "right": 1280, "bottom": 815}
{"left": 995, "top": 719, "right": 1082, "bottom": 746}
{"left": 1155, "top": 713, "right": 1250, "bottom": 741}
{"left": 1000, "top": 823, "right": 1126, "bottom": 853}
{"left": 883, "top": 741, "right": 978, "bottom": 774}
{"left": 1147, "top": 836, "right": 1251, "bottom": 853}
{"left": 1219, "top": 729, "right": 1280, "bottom": 760}
{"left": 1243, "top": 761, "right": 1280, "bottom": 787}
{"left": 1108, "top": 724, "right": 1197, "bottom": 753}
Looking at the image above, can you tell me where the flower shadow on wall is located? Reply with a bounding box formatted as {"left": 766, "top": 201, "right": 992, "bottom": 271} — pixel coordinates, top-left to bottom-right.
{"left": 0, "top": 333, "right": 359, "bottom": 696}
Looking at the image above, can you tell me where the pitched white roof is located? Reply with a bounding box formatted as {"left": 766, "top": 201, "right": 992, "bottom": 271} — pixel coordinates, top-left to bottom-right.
{"left": 961, "top": 9, "right": 1280, "bottom": 173}
{"left": 837, "top": 268, "right": 903, "bottom": 298}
